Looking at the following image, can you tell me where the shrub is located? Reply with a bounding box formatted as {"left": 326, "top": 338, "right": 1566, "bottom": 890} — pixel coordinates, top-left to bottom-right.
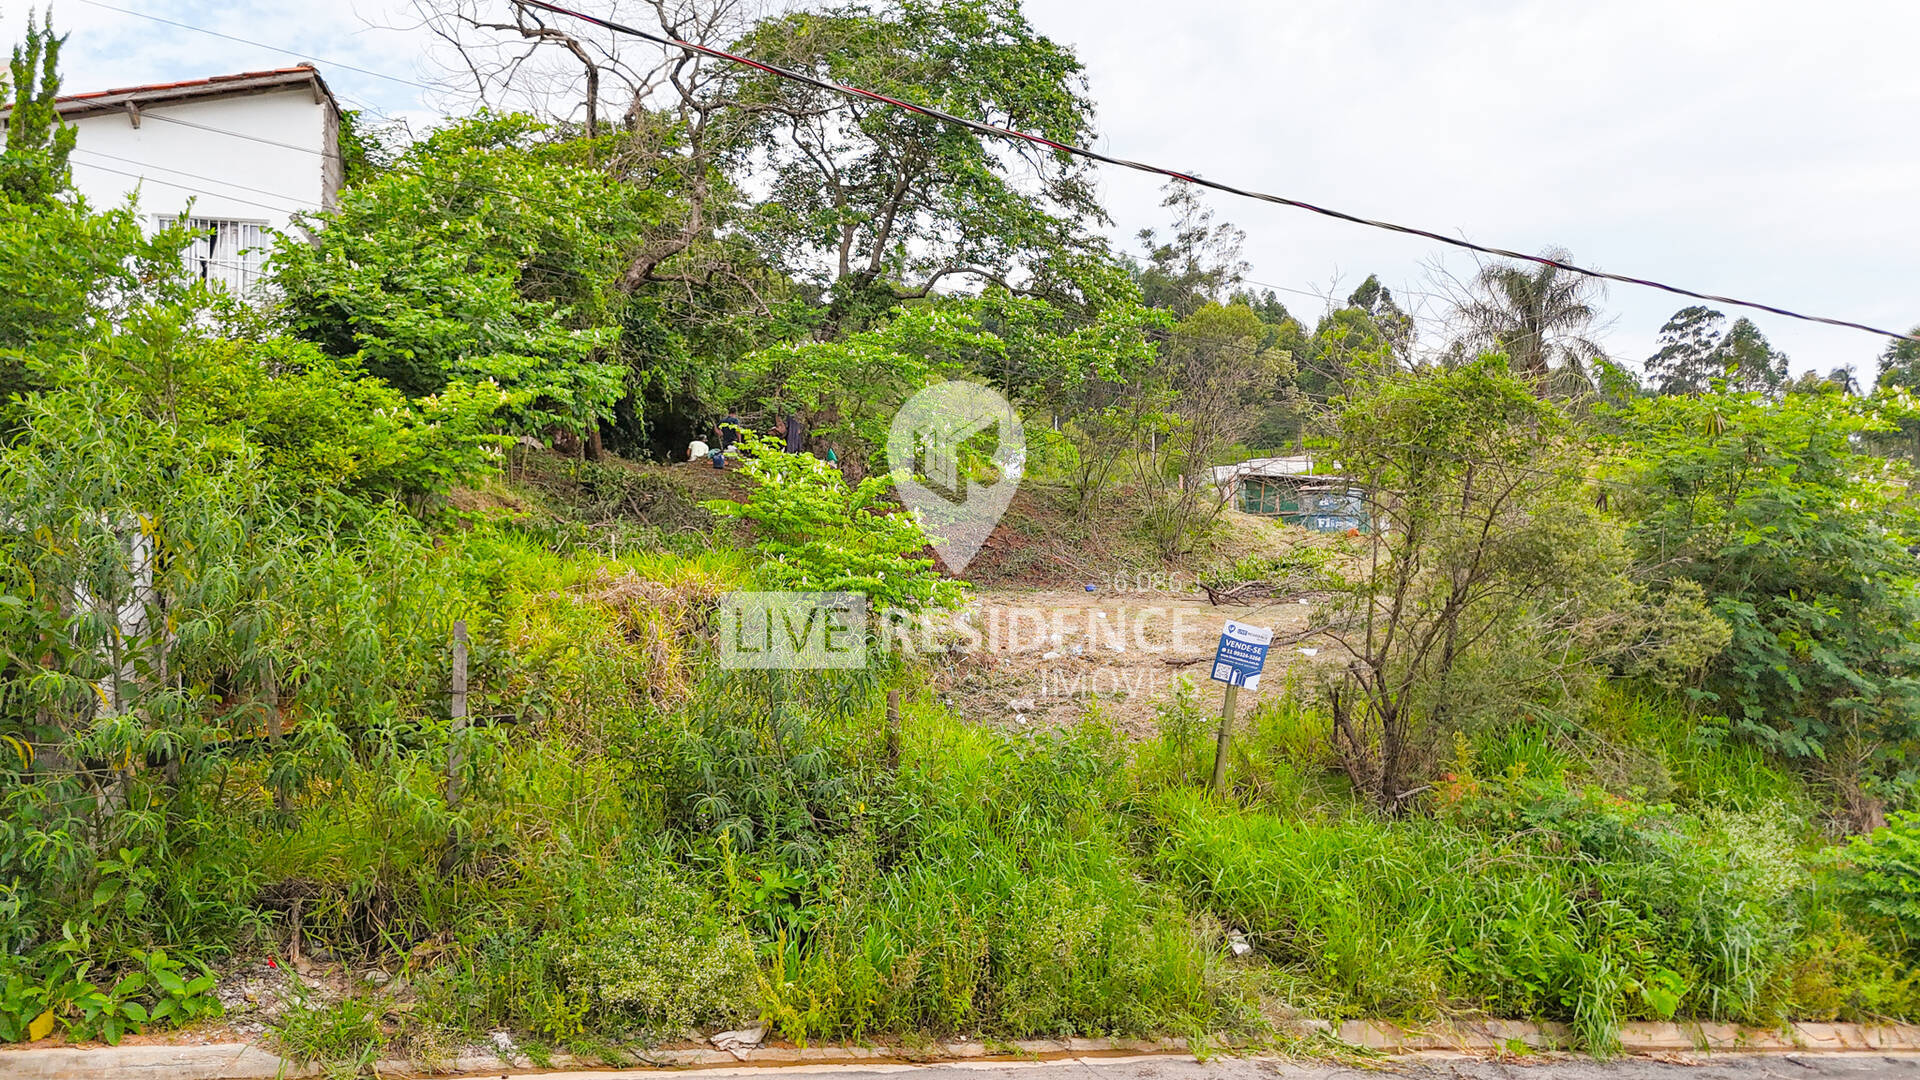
{"left": 1829, "top": 812, "right": 1920, "bottom": 953}
{"left": 707, "top": 440, "right": 964, "bottom": 614}
{"left": 548, "top": 872, "right": 760, "bottom": 1037}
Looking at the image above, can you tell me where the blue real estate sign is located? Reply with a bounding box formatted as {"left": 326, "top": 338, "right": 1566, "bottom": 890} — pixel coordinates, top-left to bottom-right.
{"left": 1209, "top": 620, "right": 1274, "bottom": 690}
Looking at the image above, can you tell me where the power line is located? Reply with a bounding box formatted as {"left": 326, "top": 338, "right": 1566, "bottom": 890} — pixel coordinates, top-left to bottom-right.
{"left": 70, "top": 147, "right": 312, "bottom": 212}
{"left": 72, "top": 6, "right": 1502, "bottom": 328}
{"left": 73, "top": 161, "right": 306, "bottom": 217}
{"left": 71, "top": 0, "right": 438, "bottom": 93}
{"left": 514, "top": 0, "right": 1920, "bottom": 347}
{"left": 136, "top": 110, "right": 337, "bottom": 157}
{"left": 125, "top": 108, "right": 1365, "bottom": 321}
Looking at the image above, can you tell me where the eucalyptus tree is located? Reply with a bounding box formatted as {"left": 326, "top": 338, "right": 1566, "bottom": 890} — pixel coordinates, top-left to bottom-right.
{"left": 1646, "top": 306, "right": 1789, "bottom": 397}
{"left": 1711, "top": 317, "right": 1790, "bottom": 395}
{"left": 1134, "top": 181, "right": 1248, "bottom": 318}
{"left": 1645, "top": 305, "right": 1726, "bottom": 395}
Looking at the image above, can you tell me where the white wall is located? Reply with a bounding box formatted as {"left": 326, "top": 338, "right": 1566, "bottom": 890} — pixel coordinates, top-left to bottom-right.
{"left": 65, "top": 86, "right": 332, "bottom": 240}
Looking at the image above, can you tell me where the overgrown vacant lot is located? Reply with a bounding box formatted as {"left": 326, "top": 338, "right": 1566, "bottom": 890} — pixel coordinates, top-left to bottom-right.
{"left": 7, "top": 1, "right": 1920, "bottom": 1070}
{"left": 8, "top": 451, "right": 1920, "bottom": 1068}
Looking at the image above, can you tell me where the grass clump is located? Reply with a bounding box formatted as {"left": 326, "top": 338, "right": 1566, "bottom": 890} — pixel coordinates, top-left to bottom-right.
{"left": 748, "top": 714, "right": 1253, "bottom": 1041}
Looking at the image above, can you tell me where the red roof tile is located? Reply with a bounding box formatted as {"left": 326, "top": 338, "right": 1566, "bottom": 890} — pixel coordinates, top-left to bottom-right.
{"left": 56, "top": 64, "right": 319, "bottom": 104}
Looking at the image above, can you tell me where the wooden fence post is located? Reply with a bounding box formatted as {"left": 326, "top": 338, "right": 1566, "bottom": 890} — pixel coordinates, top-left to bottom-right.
{"left": 265, "top": 658, "right": 289, "bottom": 813}
{"left": 441, "top": 621, "right": 470, "bottom": 875}
{"left": 885, "top": 688, "right": 902, "bottom": 773}
{"left": 1209, "top": 683, "right": 1240, "bottom": 795}
{"left": 445, "top": 621, "right": 469, "bottom": 808}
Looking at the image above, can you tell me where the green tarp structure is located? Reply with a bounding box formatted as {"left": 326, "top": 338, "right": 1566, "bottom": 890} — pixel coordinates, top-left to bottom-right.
{"left": 1237, "top": 476, "right": 1368, "bottom": 532}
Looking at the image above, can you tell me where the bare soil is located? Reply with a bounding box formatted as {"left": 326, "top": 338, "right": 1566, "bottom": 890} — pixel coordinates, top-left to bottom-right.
{"left": 927, "top": 586, "right": 1341, "bottom": 738}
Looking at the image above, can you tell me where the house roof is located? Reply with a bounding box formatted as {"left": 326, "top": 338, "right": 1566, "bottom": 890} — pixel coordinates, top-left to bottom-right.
{"left": 7, "top": 64, "right": 342, "bottom": 122}
{"left": 1209, "top": 455, "right": 1321, "bottom": 486}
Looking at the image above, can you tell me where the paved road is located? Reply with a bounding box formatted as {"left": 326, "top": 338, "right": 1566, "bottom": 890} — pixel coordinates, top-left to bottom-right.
{"left": 507, "top": 1052, "right": 1920, "bottom": 1080}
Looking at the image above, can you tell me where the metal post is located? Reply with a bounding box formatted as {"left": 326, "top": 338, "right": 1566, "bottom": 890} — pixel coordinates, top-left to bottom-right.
{"left": 1209, "top": 682, "right": 1240, "bottom": 794}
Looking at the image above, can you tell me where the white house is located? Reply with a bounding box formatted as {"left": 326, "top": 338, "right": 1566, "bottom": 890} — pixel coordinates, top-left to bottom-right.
{"left": 38, "top": 65, "right": 344, "bottom": 296}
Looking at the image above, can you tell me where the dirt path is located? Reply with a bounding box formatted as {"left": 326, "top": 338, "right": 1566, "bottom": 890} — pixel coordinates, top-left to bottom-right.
{"left": 928, "top": 587, "right": 1339, "bottom": 737}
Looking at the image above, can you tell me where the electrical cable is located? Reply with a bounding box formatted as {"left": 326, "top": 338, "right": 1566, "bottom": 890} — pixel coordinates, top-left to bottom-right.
{"left": 71, "top": 160, "right": 306, "bottom": 217}
{"left": 512, "top": 0, "right": 1920, "bottom": 347}
{"left": 70, "top": 146, "right": 315, "bottom": 211}
{"left": 70, "top": 0, "right": 439, "bottom": 92}
{"left": 67, "top": 6, "right": 1631, "bottom": 343}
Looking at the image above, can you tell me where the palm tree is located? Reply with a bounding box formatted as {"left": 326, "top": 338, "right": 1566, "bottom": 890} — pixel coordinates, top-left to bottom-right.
{"left": 1463, "top": 248, "right": 1607, "bottom": 392}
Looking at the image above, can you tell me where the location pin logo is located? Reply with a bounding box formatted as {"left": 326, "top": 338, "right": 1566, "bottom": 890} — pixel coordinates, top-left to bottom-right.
{"left": 888, "top": 381, "right": 1024, "bottom": 574}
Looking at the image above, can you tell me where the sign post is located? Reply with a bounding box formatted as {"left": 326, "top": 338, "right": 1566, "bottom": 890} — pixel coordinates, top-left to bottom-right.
{"left": 1208, "top": 620, "right": 1272, "bottom": 793}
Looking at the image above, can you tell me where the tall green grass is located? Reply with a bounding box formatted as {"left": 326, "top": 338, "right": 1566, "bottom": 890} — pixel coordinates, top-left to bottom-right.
{"left": 1148, "top": 762, "right": 1810, "bottom": 1049}
{"left": 750, "top": 710, "right": 1252, "bottom": 1040}
{"left": 9, "top": 480, "right": 1914, "bottom": 1061}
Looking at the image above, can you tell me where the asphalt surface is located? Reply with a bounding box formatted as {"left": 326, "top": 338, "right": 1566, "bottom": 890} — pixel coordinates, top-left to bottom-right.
{"left": 505, "top": 1052, "right": 1920, "bottom": 1080}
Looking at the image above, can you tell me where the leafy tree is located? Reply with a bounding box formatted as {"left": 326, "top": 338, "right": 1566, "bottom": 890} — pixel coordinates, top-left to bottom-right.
{"left": 731, "top": 0, "right": 1100, "bottom": 322}
{"left": 1224, "top": 288, "right": 1313, "bottom": 448}
{"left": 728, "top": 303, "right": 1000, "bottom": 473}
{"left": 1344, "top": 274, "right": 1414, "bottom": 358}
{"left": 271, "top": 114, "right": 656, "bottom": 447}
{"left": 0, "top": 12, "right": 191, "bottom": 414}
{"left": 1611, "top": 390, "right": 1920, "bottom": 830}
{"left": 1297, "top": 303, "right": 1397, "bottom": 402}
{"left": 1788, "top": 367, "right": 1860, "bottom": 396}
{"left": 1324, "top": 358, "right": 1713, "bottom": 810}
{"left": 1879, "top": 327, "right": 1920, "bottom": 392}
{"left": 1873, "top": 326, "right": 1920, "bottom": 461}
{"left": 979, "top": 290, "right": 1171, "bottom": 511}
{"left": 1137, "top": 302, "right": 1292, "bottom": 555}
{"left": 1229, "top": 287, "right": 1294, "bottom": 329}
{"left": 0, "top": 8, "right": 76, "bottom": 203}
{"left": 1461, "top": 250, "right": 1606, "bottom": 393}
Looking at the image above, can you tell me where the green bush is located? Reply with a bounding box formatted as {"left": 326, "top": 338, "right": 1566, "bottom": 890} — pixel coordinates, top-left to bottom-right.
{"left": 549, "top": 873, "right": 760, "bottom": 1037}
{"left": 1829, "top": 813, "right": 1920, "bottom": 953}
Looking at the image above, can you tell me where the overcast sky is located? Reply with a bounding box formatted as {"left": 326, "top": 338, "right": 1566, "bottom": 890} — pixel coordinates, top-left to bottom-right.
{"left": 16, "top": 0, "right": 1919, "bottom": 378}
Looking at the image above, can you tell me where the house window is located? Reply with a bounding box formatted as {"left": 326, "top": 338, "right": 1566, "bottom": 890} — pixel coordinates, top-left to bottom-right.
{"left": 165, "top": 217, "right": 270, "bottom": 296}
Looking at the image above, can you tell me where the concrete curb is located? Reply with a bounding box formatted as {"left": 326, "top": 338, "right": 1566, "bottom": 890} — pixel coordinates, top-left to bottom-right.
{"left": 6, "top": 1023, "right": 1920, "bottom": 1078}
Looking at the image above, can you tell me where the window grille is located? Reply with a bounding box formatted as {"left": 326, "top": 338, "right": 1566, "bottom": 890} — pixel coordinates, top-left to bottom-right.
{"left": 163, "top": 216, "right": 269, "bottom": 296}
